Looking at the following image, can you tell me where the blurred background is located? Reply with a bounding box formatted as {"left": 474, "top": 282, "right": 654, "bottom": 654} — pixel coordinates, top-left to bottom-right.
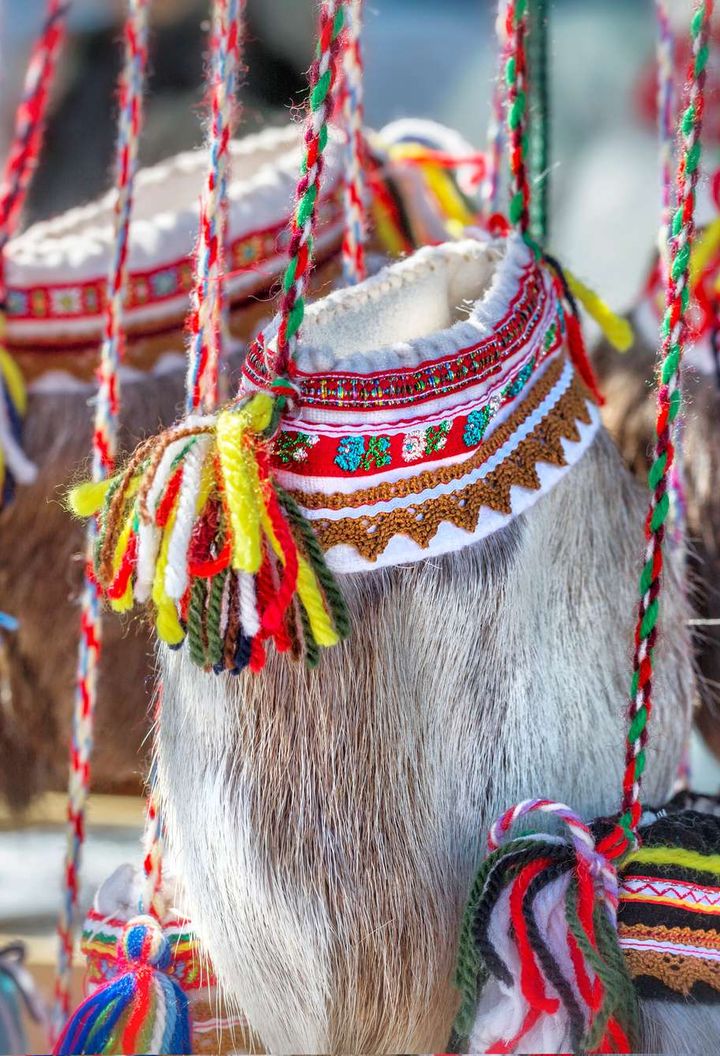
{"left": 0, "top": 0, "right": 672, "bottom": 306}
{"left": 0, "top": 0, "right": 718, "bottom": 1048}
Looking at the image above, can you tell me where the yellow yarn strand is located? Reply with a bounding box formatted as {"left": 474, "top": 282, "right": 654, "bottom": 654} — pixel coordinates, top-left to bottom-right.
{"left": 0, "top": 346, "right": 27, "bottom": 415}
{"left": 565, "top": 270, "right": 634, "bottom": 352}
{"left": 152, "top": 503, "right": 185, "bottom": 645}
{"left": 216, "top": 394, "right": 273, "bottom": 574}
{"left": 296, "top": 556, "right": 338, "bottom": 647}
{"left": 108, "top": 509, "right": 136, "bottom": 614}
{"left": 624, "top": 846, "right": 720, "bottom": 875}
{"left": 68, "top": 478, "right": 115, "bottom": 518}
{"left": 259, "top": 499, "right": 339, "bottom": 649}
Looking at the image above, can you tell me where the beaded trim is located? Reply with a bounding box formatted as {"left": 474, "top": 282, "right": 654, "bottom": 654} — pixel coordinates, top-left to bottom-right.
{"left": 246, "top": 258, "right": 551, "bottom": 410}
{"left": 255, "top": 238, "right": 602, "bottom": 573}
{"left": 285, "top": 349, "right": 569, "bottom": 511}
{"left": 275, "top": 313, "right": 563, "bottom": 476}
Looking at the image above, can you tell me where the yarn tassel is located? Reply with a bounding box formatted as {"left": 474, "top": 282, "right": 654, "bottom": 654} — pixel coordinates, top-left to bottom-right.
{"left": 544, "top": 253, "right": 608, "bottom": 405}
{"left": 53, "top": 916, "right": 191, "bottom": 1055}
{"left": 454, "top": 800, "right": 637, "bottom": 1055}
{"left": 67, "top": 387, "right": 349, "bottom": 674}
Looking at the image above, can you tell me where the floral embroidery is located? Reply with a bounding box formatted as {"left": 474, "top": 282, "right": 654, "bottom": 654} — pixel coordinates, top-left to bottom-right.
{"left": 502, "top": 358, "right": 535, "bottom": 398}
{"left": 335, "top": 434, "right": 392, "bottom": 472}
{"left": 363, "top": 436, "right": 392, "bottom": 470}
{"left": 404, "top": 421, "right": 451, "bottom": 462}
{"left": 335, "top": 436, "right": 366, "bottom": 472}
{"left": 402, "top": 429, "right": 426, "bottom": 462}
{"left": 463, "top": 406, "right": 492, "bottom": 447}
{"left": 425, "top": 421, "right": 450, "bottom": 454}
{"left": 276, "top": 431, "right": 319, "bottom": 464}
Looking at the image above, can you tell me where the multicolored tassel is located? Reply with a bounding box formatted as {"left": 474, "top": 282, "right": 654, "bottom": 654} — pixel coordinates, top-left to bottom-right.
{"left": 454, "top": 800, "right": 637, "bottom": 1055}
{"left": 54, "top": 916, "right": 191, "bottom": 1055}
{"left": 69, "top": 386, "right": 350, "bottom": 674}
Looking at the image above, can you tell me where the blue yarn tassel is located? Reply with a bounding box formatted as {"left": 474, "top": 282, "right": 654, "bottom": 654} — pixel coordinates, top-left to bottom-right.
{"left": 54, "top": 916, "right": 192, "bottom": 1055}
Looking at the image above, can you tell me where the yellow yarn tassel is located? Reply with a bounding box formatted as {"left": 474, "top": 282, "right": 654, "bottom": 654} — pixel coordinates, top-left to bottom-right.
{"left": 68, "top": 480, "right": 114, "bottom": 518}
{"left": 296, "top": 557, "right": 338, "bottom": 647}
{"left": 108, "top": 511, "right": 136, "bottom": 614}
{"left": 66, "top": 387, "right": 349, "bottom": 671}
{"left": 261, "top": 503, "right": 339, "bottom": 649}
{"left": 565, "top": 270, "right": 634, "bottom": 353}
{"left": 216, "top": 394, "right": 273, "bottom": 573}
{"left": 152, "top": 504, "right": 185, "bottom": 646}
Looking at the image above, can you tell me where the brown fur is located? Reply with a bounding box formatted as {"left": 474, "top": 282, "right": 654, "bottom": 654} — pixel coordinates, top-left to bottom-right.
{"left": 0, "top": 366, "right": 185, "bottom": 809}
{"left": 595, "top": 333, "right": 720, "bottom": 756}
{"left": 0, "top": 251, "right": 347, "bottom": 810}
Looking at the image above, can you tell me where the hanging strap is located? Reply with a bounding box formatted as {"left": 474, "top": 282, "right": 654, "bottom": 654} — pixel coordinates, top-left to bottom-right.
{"left": 0, "top": 0, "right": 69, "bottom": 275}
{"left": 528, "top": 0, "right": 550, "bottom": 244}
{"left": 271, "top": 0, "right": 346, "bottom": 378}
{"left": 340, "top": 0, "right": 367, "bottom": 284}
{"left": 186, "top": 0, "right": 245, "bottom": 414}
{"left": 504, "top": 0, "right": 532, "bottom": 235}
{"left": 53, "top": 0, "right": 150, "bottom": 1041}
{"left": 599, "top": 0, "right": 713, "bottom": 861}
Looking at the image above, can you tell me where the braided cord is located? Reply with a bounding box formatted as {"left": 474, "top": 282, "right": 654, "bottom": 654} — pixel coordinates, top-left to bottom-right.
{"left": 528, "top": 0, "right": 550, "bottom": 244}
{"left": 53, "top": 1, "right": 150, "bottom": 1038}
{"left": 340, "top": 0, "right": 367, "bottom": 284}
{"left": 504, "top": 0, "right": 531, "bottom": 234}
{"left": 142, "top": 0, "right": 246, "bottom": 929}
{"left": 655, "top": 1, "right": 688, "bottom": 552}
{"left": 656, "top": 0, "right": 676, "bottom": 269}
{"left": 271, "top": 0, "right": 346, "bottom": 377}
{"left": 140, "top": 688, "right": 166, "bottom": 922}
{"left": 0, "top": 0, "right": 69, "bottom": 269}
{"left": 485, "top": 0, "right": 510, "bottom": 217}
{"left": 601, "top": 0, "right": 713, "bottom": 861}
{"left": 186, "top": 0, "right": 245, "bottom": 413}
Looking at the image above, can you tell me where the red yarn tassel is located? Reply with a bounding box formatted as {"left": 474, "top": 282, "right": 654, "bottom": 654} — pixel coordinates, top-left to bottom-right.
{"left": 565, "top": 312, "right": 605, "bottom": 405}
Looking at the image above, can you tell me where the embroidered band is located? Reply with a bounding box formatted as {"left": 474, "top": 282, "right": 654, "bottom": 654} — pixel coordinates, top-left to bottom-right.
{"left": 246, "top": 234, "right": 600, "bottom": 573}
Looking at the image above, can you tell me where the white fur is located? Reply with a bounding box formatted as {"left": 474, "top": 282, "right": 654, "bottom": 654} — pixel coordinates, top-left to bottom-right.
{"left": 156, "top": 428, "right": 695, "bottom": 1053}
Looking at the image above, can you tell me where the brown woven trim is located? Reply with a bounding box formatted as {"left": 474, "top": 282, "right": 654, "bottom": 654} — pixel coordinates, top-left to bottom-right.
{"left": 303, "top": 368, "right": 593, "bottom": 560}
{"left": 622, "top": 948, "right": 720, "bottom": 998}
{"left": 286, "top": 352, "right": 572, "bottom": 513}
{"left": 620, "top": 921, "right": 720, "bottom": 953}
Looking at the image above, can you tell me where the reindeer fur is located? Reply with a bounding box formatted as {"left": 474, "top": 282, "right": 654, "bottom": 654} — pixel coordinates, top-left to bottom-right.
{"left": 156, "top": 426, "right": 698, "bottom": 1054}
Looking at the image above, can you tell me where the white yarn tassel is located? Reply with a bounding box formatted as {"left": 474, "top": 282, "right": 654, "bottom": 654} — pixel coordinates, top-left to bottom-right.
{"left": 237, "top": 571, "right": 260, "bottom": 638}
{"left": 468, "top": 868, "right": 581, "bottom": 1054}
{"left": 165, "top": 435, "right": 211, "bottom": 600}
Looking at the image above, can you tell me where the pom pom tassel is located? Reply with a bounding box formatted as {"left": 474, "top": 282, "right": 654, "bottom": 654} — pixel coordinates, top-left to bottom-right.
{"left": 68, "top": 389, "right": 350, "bottom": 674}
{"left": 454, "top": 800, "right": 638, "bottom": 1055}
{"left": 54, "top": 916, "right": 191, "bottom": 1055}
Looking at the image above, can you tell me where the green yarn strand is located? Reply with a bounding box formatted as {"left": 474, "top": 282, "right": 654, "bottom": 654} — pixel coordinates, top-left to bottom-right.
{"left": 188, "top": 577, "right": 209, "bottom": 669}
{"left": 277, "top": 487, "right": 351, "bottom": 641}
